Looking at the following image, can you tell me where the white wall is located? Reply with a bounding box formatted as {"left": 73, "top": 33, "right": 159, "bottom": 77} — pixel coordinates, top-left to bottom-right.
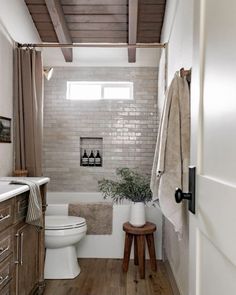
{"left": 43, "top": 47, "right": 161, "bottom": 67}
{"left": 161, "top": 1, "right": 194, "bottom": 295}
{"left": 0, "top": 0, "right": 40, "bottom": 43}
{"left": 162, "top": 0, "right": 193, "bottom": 82}
{"left": 0, "top": 23, "right": 14, "bottom": 176}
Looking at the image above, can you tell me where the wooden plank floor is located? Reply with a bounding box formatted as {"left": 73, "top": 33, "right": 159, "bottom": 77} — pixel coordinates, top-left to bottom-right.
{"left": 43, "top": 258, "right": 174, "bottom": 295}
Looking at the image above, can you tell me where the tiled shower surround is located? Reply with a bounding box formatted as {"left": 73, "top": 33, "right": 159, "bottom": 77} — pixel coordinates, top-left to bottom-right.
{"left": 43, "top": 67, "right": 158, "bottom": 191}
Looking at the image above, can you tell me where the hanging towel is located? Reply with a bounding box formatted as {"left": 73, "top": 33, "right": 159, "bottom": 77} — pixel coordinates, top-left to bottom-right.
{"left": 157, "top": 47, "right": 167, "bottom": 112}
{"left": 150, "top": 72, "right": 190, "bottom": 235}
{"left": 10, "top": 179, "right": 43, "bottom": 228}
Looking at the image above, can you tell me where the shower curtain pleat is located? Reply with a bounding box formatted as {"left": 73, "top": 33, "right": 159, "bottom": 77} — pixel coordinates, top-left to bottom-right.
{"left": 14, "top": 48, "right": 43, "bottom": 176}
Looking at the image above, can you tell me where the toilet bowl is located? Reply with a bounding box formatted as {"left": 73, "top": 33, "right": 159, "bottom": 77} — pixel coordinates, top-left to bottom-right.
{"left": 44, "top": 215, "right": 87, "bottom": 279}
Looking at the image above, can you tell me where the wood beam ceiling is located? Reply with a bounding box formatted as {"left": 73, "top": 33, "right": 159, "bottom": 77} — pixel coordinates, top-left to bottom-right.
{"left": 45, "top": 0, "right": 73, "bottom": 62}
{"left": 128, "top": 0, "right": 138, "bottom": 63}
{"left": 25, "top": 0, "right": 166, "bottom": 62}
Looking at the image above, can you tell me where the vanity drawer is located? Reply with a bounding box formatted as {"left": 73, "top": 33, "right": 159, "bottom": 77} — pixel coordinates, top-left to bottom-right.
{"left": 0, "top": 199, "right": 14, "bottom": 233}
{"left": 0, "top": 280, "right": 12, "bottom": 295}
{"left": 0, "top": 229, "right": 13, "bottom": 263}
{"left": 14, "top": 192, "right": 29, "bottom": 223}
{"left": 0, "top": 255, "right": 13, "bottom": 291}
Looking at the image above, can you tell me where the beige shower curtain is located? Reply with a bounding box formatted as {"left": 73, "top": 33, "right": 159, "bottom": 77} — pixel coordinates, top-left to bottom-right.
{"left": 14, "top": 48, "right": 43, "bottom": 176}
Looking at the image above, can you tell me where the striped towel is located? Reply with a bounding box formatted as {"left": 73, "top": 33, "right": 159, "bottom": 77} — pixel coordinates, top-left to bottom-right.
{"left": 10, "top": 179, "right": 43, "bottom": 228}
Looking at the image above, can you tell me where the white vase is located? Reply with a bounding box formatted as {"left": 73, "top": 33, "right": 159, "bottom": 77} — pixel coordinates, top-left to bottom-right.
{"left": 129, "top": 202, "right": 146, "bottom": 227}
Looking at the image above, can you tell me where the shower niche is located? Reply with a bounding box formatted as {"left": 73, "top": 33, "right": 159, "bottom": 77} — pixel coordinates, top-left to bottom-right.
{"left": 80, "top": 137, "right": 103, "bottom": 167}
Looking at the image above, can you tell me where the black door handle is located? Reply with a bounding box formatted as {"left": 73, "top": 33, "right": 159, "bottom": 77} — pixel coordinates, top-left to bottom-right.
{"left": 174, "top": 167, "right": 196, "bottom": 214}
{"left": 175, "top": 188, "right": 192, "bottom": 203}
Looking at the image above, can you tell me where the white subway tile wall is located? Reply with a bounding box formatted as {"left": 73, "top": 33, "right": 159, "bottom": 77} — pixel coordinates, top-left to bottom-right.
{"left": 43, "top": 67, "right": 158, "bottom": 191}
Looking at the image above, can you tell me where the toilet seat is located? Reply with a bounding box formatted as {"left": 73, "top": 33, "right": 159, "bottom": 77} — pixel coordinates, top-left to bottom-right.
{"left": 45, "top": 215, "right": 86, "bottom": 230}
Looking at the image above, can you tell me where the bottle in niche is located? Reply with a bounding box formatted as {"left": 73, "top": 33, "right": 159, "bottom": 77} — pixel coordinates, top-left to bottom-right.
{"left": 81, "top": 150, "right": 89, "bottom": 166}
{"left": 88, "top": 150, "right": 95, "bottom": 166}
{"left": 95, "top": 150, "right": 102, "bottom": 167}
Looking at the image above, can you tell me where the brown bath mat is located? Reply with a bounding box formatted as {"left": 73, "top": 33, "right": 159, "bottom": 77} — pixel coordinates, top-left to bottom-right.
{"left": 68, "top": 202, "right": 113, "bottom": 235}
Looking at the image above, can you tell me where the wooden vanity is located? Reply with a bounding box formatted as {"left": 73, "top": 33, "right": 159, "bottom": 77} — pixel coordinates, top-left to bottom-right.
{"left": 0, "top": 178, "right": 49, "bottom": 295}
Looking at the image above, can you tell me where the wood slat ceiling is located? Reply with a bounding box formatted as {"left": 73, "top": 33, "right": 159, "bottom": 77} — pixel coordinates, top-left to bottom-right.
{"left": 25, "top": 0, "right": 166, "bottom": 44}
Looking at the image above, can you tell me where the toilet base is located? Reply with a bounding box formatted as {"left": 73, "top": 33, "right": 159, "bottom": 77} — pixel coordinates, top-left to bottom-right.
{"left": 44, "top": 246, "right": 80, "bottom": 279}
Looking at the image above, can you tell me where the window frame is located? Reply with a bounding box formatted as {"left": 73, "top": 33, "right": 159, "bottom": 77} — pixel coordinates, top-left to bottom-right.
{"left": 66, "top": 81, "right": 134, "bottom": 101}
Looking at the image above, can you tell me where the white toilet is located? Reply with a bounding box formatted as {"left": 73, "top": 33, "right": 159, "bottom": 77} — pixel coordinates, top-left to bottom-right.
{"left": 44, "top": 215, "right": 87, "bottom": 279}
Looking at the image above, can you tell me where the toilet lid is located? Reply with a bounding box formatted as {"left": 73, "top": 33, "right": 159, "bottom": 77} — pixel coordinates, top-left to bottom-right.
{"left": 45, "top": 216, "right": 86, "bottom": 230}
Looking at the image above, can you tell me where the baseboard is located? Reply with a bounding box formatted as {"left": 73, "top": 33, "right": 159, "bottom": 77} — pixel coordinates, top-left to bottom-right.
{"left": 164, "top": 258, "right": 181, "bottom": 295}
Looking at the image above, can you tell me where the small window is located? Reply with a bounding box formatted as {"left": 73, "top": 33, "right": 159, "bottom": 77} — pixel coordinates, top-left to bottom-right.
{"left": 67, "top": 81, "right": 133, "bottom": 101}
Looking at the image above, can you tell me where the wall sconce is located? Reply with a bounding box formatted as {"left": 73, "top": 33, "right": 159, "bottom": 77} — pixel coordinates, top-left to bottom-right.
{"left": 43, "top": 67, "right": 54, "bottom": 80}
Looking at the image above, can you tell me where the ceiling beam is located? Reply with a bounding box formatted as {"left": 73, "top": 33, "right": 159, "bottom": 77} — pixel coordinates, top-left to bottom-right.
{"left": 45, "top": 0, "right": 73, "bottom": 62}
{"left": 128, "top": 0, "right": 138, "bottom": 63}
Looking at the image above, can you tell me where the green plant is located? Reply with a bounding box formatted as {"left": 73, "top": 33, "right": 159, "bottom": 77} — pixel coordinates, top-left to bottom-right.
{"left": 98, "top": 168, "right": 152, "bottom": 204}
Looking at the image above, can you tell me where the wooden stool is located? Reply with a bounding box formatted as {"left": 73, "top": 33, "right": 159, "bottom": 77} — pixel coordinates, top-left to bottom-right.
{"left": 122, "top": 222, "right": 157, "bottom": 279}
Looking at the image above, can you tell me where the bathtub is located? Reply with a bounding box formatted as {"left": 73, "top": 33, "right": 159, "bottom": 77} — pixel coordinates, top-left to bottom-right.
{"left": 46, "top": 192, "right": 163, "bottom": 259}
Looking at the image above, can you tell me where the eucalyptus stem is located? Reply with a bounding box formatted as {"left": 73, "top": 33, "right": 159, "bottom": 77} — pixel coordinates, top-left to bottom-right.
{"left": 98, "top": 168, "right": 152, "bottom": 204}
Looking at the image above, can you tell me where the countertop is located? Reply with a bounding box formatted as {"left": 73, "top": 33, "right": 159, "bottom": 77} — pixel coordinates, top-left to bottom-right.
{"left": 0, "top": 177, "right": 50, "bottom": 203}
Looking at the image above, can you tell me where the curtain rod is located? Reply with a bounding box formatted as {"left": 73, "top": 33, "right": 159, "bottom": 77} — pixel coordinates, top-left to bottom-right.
{"left": 17, "top": 42, "right": 166, "bottom": 49}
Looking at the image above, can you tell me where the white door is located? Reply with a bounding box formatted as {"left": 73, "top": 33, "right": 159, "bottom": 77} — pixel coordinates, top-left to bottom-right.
{"left": 189, "top": 0, "right": 236, "bottom": 294}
